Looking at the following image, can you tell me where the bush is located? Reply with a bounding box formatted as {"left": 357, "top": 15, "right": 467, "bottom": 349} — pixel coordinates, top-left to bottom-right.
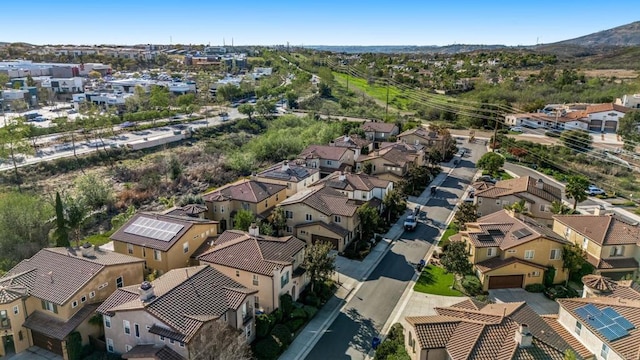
{"left": 290, "top": 307, "right": 308, "bottom": 320}
{"left": 271, "top": 324, "right": 292, "bottom": 347}
{"left": 461, "top": 275, "right": 483, "bottom": 296}
{"left": 256, "top": 313, "right": 276, "bottom": 339}
{"left": 285, "top": 318, "right": 306, "bottom": 333}
{"left": 280, "top": 293, "right": 294, "bottom": 318}
{"left": 304, "top": 294, "right": 321, "bottom": 308}
{"left": 254, "top": 336, "right": 281, "bottom": 360}
{"left": 525, "top": 283, "right": 546, "bottom": 293}
{"left": 273, "top": 308, "right": 284, "bottom": 323}
{"left": 302, "top": 305, "right": 318, "bottom": 319}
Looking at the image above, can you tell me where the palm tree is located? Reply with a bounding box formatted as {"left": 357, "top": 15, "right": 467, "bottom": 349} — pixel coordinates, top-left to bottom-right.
{"left": 66, "top": 196, "right": 90, "bottom": 248}
{"left": 566, "top": 175, "right": 589, "bottom": 210}
{"left": 550, "top": 200, "right": 572, "bottom": 215}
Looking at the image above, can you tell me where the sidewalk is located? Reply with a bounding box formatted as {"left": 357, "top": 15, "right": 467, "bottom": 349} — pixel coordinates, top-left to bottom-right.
{"left": 280, "top": 160, "right": 461, "bottom": 360}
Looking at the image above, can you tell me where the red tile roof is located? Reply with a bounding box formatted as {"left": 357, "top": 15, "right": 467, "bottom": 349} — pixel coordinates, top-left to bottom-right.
{"left": 23, "top": 303, "right": 100, "bottom": 340}
{"left": 317, "top": 171, "right": 392, "bottom": 192}
{"left": 298, "top": 144, "right": 351, "bottom": 161}
{"left": 362, "top": 121, "right": 398, "bottom": 134}
{"left": 122, "top": 345, "right": 185, "bottom": 360}
{"left": 475, "top": 256, "right": 547, "bottom": 273}
{"left": 553, "top": 214, "right": 640, "bottom": 246}
{"left": 474, "top": 176, "right": 562, "bottom": 203}
{"left": 586, "top": 103, "right": 631, "bottom": 114}
{"left": 333, "top": 134, "right": 372, "bottom": 149}
{"left": 541, "top": 315, "right": 593, "bottom": 359}
{"left": 280, "top": 185, "right": 364, "bottom": 217}
{"left": 203, "top": 178, "right": 287, "bottom": 203}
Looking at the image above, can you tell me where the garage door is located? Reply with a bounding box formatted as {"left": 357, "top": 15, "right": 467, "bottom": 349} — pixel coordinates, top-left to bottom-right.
{"left": 31, "top": 331, "right": 63, "bottom": 356}
{"left": 589, "top": 120, "right": 602, "bottom": 132}
{"left": 311, "top": 235, "right": 339, "bottom": 250}
{"left": 488, "top": 275, "right": 524, "bottom": 289}
{"left": 604, "top": 120, "right": 617, "bottom": 133}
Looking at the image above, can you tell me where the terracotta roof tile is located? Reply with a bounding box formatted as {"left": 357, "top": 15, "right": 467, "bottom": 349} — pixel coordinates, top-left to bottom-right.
{"left": 446, "top": 321, "right": 485, "bottom": 359}
{"left": 586, "top": 103, "right": 631, "bottom": 114}
{"left": 317, "top": 171, "right": 392, "bottom": 192}
{"left": 362, "top": 121, "right": 398, "bottom": 133}
{"left": 256, "top": 161, "right": 319, "bottom": 182}
{"left": 475, "top": 257, "right": 546, "bottom": 273}
{"left": 23, "top": 303, "right": 99, "bottom": 340}
{"left": 582, "top": 274, "right": 618, "bottom": 292}
{"left": 122, "top": 344, "right": 185, "bottom": 360}
{"left": 541, "top": 315, "right": 593, "bottom": 359}
{"left": 280, "top": 185, "right": 363, "bottom": 217}
{"left": 202, "top": 179, "right": 286, "bottom": 203}
{"left": 610, "top": 280, "right": 640, "bottom": 300}
{"left": 398, "top": 126, "right": 441, "bottom": 142}
{"left": 333, "top": 134, "right": 372, "bottom": 149}
{"left": 553, "top": 214, "right": 640, "bottom": 246}
{"left": 474, "top": 176, "right": 562, "bottom": 203}
{"left": 298, "top": 144, "right": 350, "bottom": 161}
{"left": 295, "top": 220, "right": 349, "bottom": 237}
{"left": 198, "top": 230, "right": 305, "bottom": 276}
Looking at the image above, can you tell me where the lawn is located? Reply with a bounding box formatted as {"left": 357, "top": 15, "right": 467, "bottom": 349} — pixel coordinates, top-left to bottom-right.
{"left": 333, "top": 72, "right": 411, "bottom": 110}
{"left": 439, "top": 223, "right": 458, "bottom": 248}
{"left": 414, "top": 265, "right": 464, "bottom": 296}
{"left": 482, "top": 169, "right": 513, "bottom": 180}
{"left": 84, "top": 232, "right": 113, "bottom": 246}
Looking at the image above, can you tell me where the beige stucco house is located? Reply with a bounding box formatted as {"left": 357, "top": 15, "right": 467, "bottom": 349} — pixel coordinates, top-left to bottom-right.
{"left": 197, "top": 227, "right": 307, "bottom": 313}
{"left": 110, "top": 212, "right": 219, "bottom": 275}
{"left": 97, "top": 265, "right": 257, "bottom": 360}
{"left": 553, "top": 213, "right": 640, "bottom": 280}
{"left": 355, "top": 142, "right": 425, "bottom": 184}
{"left": 255, "top": 160, "right": 320, "bottom": 198}
{"left": 450, "top": 210, "right": 570, "bottom": 291}
{"left": 298, "top": 144, "right": 355, "bottom": 176}
{"left": 361, "top": 121, "right": 399, "bottom": 141}
{"left": 314, "top": 171, "right": 393, "bottom": 203}
{"left": 0, "top": 247, "right": 144, "bottom": 359}
{"left": 202, "top": 178, "right": 287, "bottom": 231}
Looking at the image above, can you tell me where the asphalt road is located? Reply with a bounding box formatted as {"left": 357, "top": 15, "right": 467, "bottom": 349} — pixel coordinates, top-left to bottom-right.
{"left": 305, "top": 141, "right": 487, "bottom": 360}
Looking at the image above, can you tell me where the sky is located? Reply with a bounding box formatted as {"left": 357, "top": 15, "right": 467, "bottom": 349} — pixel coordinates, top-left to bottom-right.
{"left": 1, "top": 1, "right": 638, "bottom": 46}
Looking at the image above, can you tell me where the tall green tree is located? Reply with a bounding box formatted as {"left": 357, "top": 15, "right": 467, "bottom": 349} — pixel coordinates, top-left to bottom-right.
{"left": 53, "top": 192, "right": 70, "bottom": 247}
{"left": 560, "top": 129, "right": 592, "bottom": 153}
{"left": 476, "top": 152, "right": 504, "bottom": 177}
{"left": 565, "top": 175, "right": 589, "bottom": 210}
{"left": 382, "top": 189, "right": 407, "bottom": 223}
{"left": 0, "top": 116, "right": 33, "bottom": 190}
{"left": 271, "top": 206, "right": 287, "bottom": 236}
{"left": 233, "top": 209, "right": 256, "bottom": 231}
{"left": 149, "top": 85, "right": 170, "bottom": 110}
{"left": 66, "top": 196, "right": 90, "bottom": 248}
{"left": 303, "top": 241, "right": 336, "bottom": 293}
{"left": 618, "top": 110, "right": 640, "bottom": 152}
{"left": 550, "top": 200, "right": 572, "bottom": 215}
{"left": 357, "top": 203, "right": 380, "bottom": 243}
{"left": 441, "top": 241, "right": 472, "bottom": 284}
{"left": 453, "top": 202, "right": 478, "bottom": 229}
{"left": 256, "top": 99, "right": 276, "bottom": 118}
{"left": 238, "top": 104, "right": 255, "bottom": 121}
{"left": 562, "top": 243, "right": 588, "bottom": 285}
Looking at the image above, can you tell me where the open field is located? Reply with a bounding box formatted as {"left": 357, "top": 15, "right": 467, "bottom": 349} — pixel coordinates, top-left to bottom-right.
{"left": 333, "top": 72, "right": 412, "bottom": 110}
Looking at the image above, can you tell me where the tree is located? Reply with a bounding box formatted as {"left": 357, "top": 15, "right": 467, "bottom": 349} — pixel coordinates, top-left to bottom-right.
{"left": 303, "top": 241, "right": 336, "bottom": 293}
{"left": 168, "top": 154, "right": 183, "bottom": 181}
{"left": 505, "top": 199, "right": 529, "bottom": 216}
{"left": 238, "top": 104, "right": 256, "bottom": 121}
{"left": 362, "top": 162, "right": 373, "bottom": 175}
{"left": 565, "top": 175, "right": 589, "bottom": 210}
{"left": 564, "top": 349, "right": 578, "bottom": 360}
{"left": 88, "top": 70, "right": 102, "bottom": 79}
{"left": 0, "top": 116, "right": 34, "bottom": 190}
{"left": 441, "top": 241, "right": 472, "bottom": 284}
{"left": 476, "top": 152, "right": 504, "bottom": 177}
{"left": 271, "top": 206, "right": 287, "bottom": 236}
{"left": 550, "top": 200, "right": 572, "bottom": 215}
{"left": 233, "top": 209, "right": 256, "bottom": 231}
{"left": 111, "top": 205, "right": 136, "bottom": 230}
{"left": 65, "top": 195, "right": 90, "bottom": 248}
{"left": 0, "top": 73, "right": 9, "bottom": 89}
{"left": 190, "top": 321, "right": 253, "bottom": 360}
{"left": 285, "top": 90, "right": 299, "bottom": 109}
{"left": 149, "top": 85, "right": 170, "bottom": 110}
{"left": 256, "top": 99, "right": 276, "bottom": 118}
{"left": 259, "top": 222, "right": 274, "bottom": 236}
{"left": 75, "top": 174, "right": 114, "bottom": 210}
{"left": 562, "top": 243, "right": 588, "bottom": 285}
{"left": 382, "top": 189, "right": 406, "bottom": 223}
{"left": 453, "top": 202, "right": 478, "bottom": 229}
{"left": 357, "top": 203, "right": 380, "bottom": 243}
{"left": 560, "top": 129, "right": 591, "bottom": 153}
{"left": 52, "top": 192, "right": 70, "bottom": 247}
{"left": 176, "top": 93, "right": 196, "bottom": 114}
{"left": 618, "top": 110, "right": 640, "bottom": 151}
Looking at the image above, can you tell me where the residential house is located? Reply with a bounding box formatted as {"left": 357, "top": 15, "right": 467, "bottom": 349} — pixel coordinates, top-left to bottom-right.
{"left": 197, "top": 226, "right": 307, "bottom": 312}
{"left": 97, "top": 265, "right": 257, "bottom": 359}
{"left": 202, "top": 178, "right": 287, "bottom": 231}
{"left": 110, "top": 212, "right": 219, "bottom": 275}
{"left": 355, "top": 142, "right": 425, "bottom": 183}
{"left": 279, "top": 185, "right": 368, "bottom": 252}
{"left": 616, "top": 94, "right": 640, "bottom": 109}
{"left": 0, "top": 247, "right": 144, "bottom": 358}
{"left": 552, "top": 213, "right": 640, "bottom": 280}
{"left": 255, "top": 160, "right": 320, "bottom": 198}
{"left": 474, "top": 176, "right": 562, "bottom": 226}
{"left": 397, "top": 126, "right": 442, "bottom": 148}
{"left": 314, "top": 171, "right": 393, "bottom": 203}
{"left": 361, "top": 121, "right": 399, "bottom": 141}
{"left": 449, "top": 210, "right": 570, "bottom": 291}
{"left": 504, "top": 112, "right": 588, "bottom": 131}
{"left": 404, "top": 298, "right": 590, "bottom": 360}
{"left": 557, "top": 296, "right": 640, "bottom": 360}
{"left": 297, "top": 145, "right": 355, "bottom": 176}
{"left": 582, "top": 274, "right": 640, "bottom": 300}
{"left": 331, "top": 134, "right": 373, "bottom": 158}
{"left": 564, "top": 103, "right": 631, "bottom": 133}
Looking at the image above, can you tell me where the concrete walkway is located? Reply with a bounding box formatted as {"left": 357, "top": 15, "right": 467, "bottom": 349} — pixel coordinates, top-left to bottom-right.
{"left": 1, "top": 347, "right": 63, "bottom": 360}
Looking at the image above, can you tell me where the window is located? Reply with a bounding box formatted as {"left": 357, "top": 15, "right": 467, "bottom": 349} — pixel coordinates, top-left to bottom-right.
{"left": 300, "top": 230, "right": 307, "bottom": 235}
{"left": 327, "top": 160, "right": 332, "bottom": 165}
{"left": 127, "top": 243, "right": 134, "bottom": 254}
{"left": 89, "top": 291, "right": 95, "bottom": 299}
{"left": 487, "top": 247, "right": 495, "bottom": 257}
{"left": 539, "top": 204, "right": 549, "bottom": 212}
{"left": 601, "top": 344, "right": 609, "bottom": 359}
{"left": 550, "top": 249, "right": 561, "bottom": 260}
{"left": 81, "top": 295, "right": 87, "bottom": 303}
{"left": 125, "top": 345, "right": 132, "bottom": 352}
{"left": 104, "top": 316, "right": 111, "bottom": 328}
{"left": 183, "top": 242, "right": 189, "bottom": 254}
{"left": 574, "top": 321, "right": 582, "bottom": 335}
{"left": 116, "top": 276, "right": 124, "bottom": 288}
{"left": 276, "top": 194, "right": 279, "bottom": 201}
{"left": 334, "top": 216, "right": 341, "bottom": 223}
{"left": 12, "top": 306, "right": 19, "bottom": 315}
{"left": 286, "top": 226, "right": 292, "bottom": 233}
{"left": 242, "top": 202, "right": 249, "bottom": 210}
{"left": 531, "top": 271, "right": 540, "bottom": 277}
{"left": 564, "top": 227, "right": 571, "bottom": 237}
{"left": 507, "top": 249, "right": 516, "bottom": 254}
{"left": 98, "top": 282, "right": 108, "bottom": 290}
{"left": 124, "top": 320, "right": 131, "bottom": 335}
{"left": 265, "top": 201, "right": 268, "bottom": 208}
{"left": 106, "top": 338, "right": 114, "bottom": 353}
{"left": 179, "top": 342, "right": 185, "bottom": 348}
{"left": 582, "top": 237, "right": 588, "bottom": 250}
{"left": 280, "top": 271, "right": 290, "bottom": 288}
{"left": 72, "top": 300, "right": 78, "bottom": 308}
{"left": 42, "top": 301, "right": 58, "bottom": 314}
{"left": 221, "top": 206, "right": 225, "bottom": 213}
{"left": 253, "top": 274, "right": 259, "bottom": 286}
{"left": 160, "top": 335, "right": 165, "bottom": 342}
{"left": 255, "top": 296, "right": 260, "bottom": 309}
{"left": 285, "top": 210, "right": 293, "bottom": 219}
{"left": 610, "top": 245, "right": 625, "bottom": 257}
{"left": 142, "top": 248, "right": 146, "bottom": 257}
{"left": 245, "top": 324, "right": 252, "bottom": 339}
{"left": 236, "top": 270, "right": 240, "bottom": 277}
{"left": 154, "top": 250, "right": 162, "bottom": 261}
{"left": 524, "top": 250, "right": 535, "bottom": 259}
{"left": 305, "top": 214, "right": 313, "bottom": 221}
{"left": 134, "top": 323, "right": 140, "bottom": 338}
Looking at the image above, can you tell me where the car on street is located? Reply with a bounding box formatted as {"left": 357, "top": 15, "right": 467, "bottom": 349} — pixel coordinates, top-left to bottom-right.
{"left": 586, "top": 185, "right": 606, "bottom": 196}
{"left": 403, "top": 215, "right": 417, "bottom": 231}
{"left": 510, "top": 126, "right": 524, "bottom": 132}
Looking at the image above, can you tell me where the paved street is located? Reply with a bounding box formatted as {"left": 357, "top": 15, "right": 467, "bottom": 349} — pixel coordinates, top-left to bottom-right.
{"left": 304, "top": 141, "right": 487, "bottom": 360}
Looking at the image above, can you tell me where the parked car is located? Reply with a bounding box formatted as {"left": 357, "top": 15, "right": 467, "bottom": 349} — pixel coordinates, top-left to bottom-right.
{"left": 418, "top": 211, "right": 427, "bottom": 221}
{"left": 404, "top": 215, "right": 417, "bottom": 231}
{"left": 586, "top": 185, "right": 606, "bottom": 196}
{"left": 510, "top": 126, "right": 524, "bottom": 132}
{"left": 544, "top": 285, "right": 579, "bottom": 300}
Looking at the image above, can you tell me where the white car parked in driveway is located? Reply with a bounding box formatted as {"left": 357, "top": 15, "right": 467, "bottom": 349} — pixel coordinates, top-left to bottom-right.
{"left": 586, "top": 185, "right": 605, "bottom": 196}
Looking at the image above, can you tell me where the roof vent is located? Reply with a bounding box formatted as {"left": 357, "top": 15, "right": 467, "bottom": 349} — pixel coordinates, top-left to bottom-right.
{"left": 138, "top": 281, "right": 155, "bottom": 302}
{"left": 535, "top": 178, "right": 544, "bottom": 189}
{"left": 81, "top": 242, "right": 95, "bottom": 258}
{"left": 248, "top": 222, "right": 259, "bottom": 237}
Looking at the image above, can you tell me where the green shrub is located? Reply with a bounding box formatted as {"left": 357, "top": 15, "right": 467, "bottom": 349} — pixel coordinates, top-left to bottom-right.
{"left": 304, "top": 295, "right": 321, "bottom": 308}
{"left": 286, "top": 318, "right": 306, "bottom": 333}
{"left": 525, "top": 283, "right": 546, "bottom": 293}
{"left": 302, "top": 305, "right": 318, "bottom": 319}
{"left": 271, "top": 324, "right": 292, "bottom": 347}
{"left": 461, "top": 275, "right": 483, "bottom": 296}
{"left": 290, "top": 307, "right": 308, "bottom": 320}
{"left": 280, "top": 293, "right": 294, "bottom": 318}
{"left": 256, "top": 313, "right": 276, "bottom": 339}
{"left": 254, "top": 336, "right": 281, "bottom": 360}
{"left": 273, "top": 308, "right": 284, "bottom": 323}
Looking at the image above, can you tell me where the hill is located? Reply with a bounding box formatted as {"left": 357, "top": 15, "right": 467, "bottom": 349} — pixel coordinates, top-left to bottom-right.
{"left": 553, "top": 21, "right": 640, "bottom": 47}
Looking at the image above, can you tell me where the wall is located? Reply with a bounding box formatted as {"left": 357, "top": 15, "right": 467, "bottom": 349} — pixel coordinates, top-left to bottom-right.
{"left": 506, "top": 238, "right": 568, "bottom": 284}
{"left": 295, "top": 223, "right": 349, "bottom": 251}
{"left": 479, "top": 262, "right": 543, "bottom": 291}
{"left": 202, "top": 263, "right": 276, "bottom": 313}
{"left": 553, "top": 222, "right": 604, "bottom": 262}
{"left": 0, "top": 298, "right": 29, "bottom": 356}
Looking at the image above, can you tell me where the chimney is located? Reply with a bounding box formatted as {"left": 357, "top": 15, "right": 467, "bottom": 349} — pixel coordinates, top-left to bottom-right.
{"left": 594, "top": 205, "right": 604, "bottom": 216}
{"left": 81, "top": 242, "right": 95, "bottom": 258}
{"left": 329, "top": 140, "right": 335, "bottom": 147}
{"left": 138, "top": 281, "right": 155, "bottom": 302}
{"left": 514, "top": 324, "right": 533, "bottom": 348}
{"left": 339, "top": 172, "right": 346, "bottom": 181}
{"left": 535, "top": 178, "right": 544, "bottom": 189}
{"left": 282, "top": 160, "right": 290, "bottom": 172}
{"left": 248, "top": 222, "right": 259, "bottom": 237}
{"left": 344, "top": 134, "right": 351, "bottom": 143}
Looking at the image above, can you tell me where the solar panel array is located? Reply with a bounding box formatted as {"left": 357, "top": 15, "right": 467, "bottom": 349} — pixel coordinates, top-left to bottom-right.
{"left": 512, "top": 228, "right": 533, "bottom": 239}
{"left": 487, "top": 229, "right": 504, "bottom": 236}
{"left": 124, "top": 217, "right": 185, "bottom": 242}
{"left": 477, "top": 234, "right": 495, "bottom": 242}
{"left": 575, "top": 304, "right": 635, "bottom": 342}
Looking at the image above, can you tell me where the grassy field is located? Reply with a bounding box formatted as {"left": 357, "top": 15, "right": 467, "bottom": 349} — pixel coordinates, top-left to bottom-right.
{"left": 333, "top": 72, "right": 412, "bottom": 110}
{"left": 414, "top": 265, "right": 464, "bottom": 296}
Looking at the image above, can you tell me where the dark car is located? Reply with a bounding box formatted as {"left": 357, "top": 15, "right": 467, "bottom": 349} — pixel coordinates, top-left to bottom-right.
{"left": 544, "top": 285, "right": 579, "bottom": 300}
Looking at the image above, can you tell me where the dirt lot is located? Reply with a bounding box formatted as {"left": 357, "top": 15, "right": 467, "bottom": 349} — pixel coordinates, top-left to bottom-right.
{"left": 516, "top": 69, "right": 638, "bottom": 79}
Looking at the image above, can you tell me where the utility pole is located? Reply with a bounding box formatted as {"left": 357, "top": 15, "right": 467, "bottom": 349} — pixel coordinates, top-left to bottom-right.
{"left": 492, "top": 118, "right": 499, "bottom": 152}
{"left": 346, "top": 65, "right": 349, "bottom": 93}
{"left": 385, "top": 79, "right": 390, "bottom": 115}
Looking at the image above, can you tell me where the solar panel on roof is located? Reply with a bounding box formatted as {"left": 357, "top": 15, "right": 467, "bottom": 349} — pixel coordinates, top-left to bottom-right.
{"left": 487, "top": 229, "right": 503, "bottom": 236}
{"left": 513, "top": 228, "right": 533, "bottom": 239}
{"left": 477, "top": 234, "right": 494, "bottom": 242}
{"left": 576, "top": 304, "right": 631, "bottom": 342}
{"left": 602, "top": 307, "right": 636, "bottom": 331}
{"left": 124, "top": 217, "right": 185, "bottom": 242}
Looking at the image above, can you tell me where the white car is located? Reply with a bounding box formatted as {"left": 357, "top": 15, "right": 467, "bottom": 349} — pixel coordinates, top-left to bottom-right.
{"left": 586, "top": 185, "right": 605, "bottom": 196}
{"left": 510, "top": 126, "right": 524, "bottom": 132}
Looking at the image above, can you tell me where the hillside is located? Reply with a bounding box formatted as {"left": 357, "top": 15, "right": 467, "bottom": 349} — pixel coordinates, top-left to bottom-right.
{"left": 553, "top": 21, "right": 640, "bottom": 47}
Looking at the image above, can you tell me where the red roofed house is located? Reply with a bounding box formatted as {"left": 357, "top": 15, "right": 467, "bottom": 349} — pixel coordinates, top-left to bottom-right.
{"left": 197, "top": 227, "right": 307, "bottom": 313}
{"left": 361, "top": 121, "right": 399, "bottom": 141}
{"left": 298, "top": 144, "right": 355, "bottom": 176}
{"left": 564, "top": 103, "right": 631, "bottom": 133}
{"left": 202, "top": 178, "right": 287, "bottom": 231}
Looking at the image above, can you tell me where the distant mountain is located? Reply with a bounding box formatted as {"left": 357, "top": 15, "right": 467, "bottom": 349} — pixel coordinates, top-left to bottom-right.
{"left": 552, "top": 21, "right": 640, "bottom": 47}
{"left": 307, "top": 44, "right": 507, "bottom": 54}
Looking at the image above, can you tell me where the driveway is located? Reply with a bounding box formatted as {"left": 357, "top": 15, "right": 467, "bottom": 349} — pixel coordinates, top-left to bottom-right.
{"left": 489, "top": 288, "right": 558, "bottom": 315}
{"left": 2, "top": 347, "right": 63, "bottom": 360}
